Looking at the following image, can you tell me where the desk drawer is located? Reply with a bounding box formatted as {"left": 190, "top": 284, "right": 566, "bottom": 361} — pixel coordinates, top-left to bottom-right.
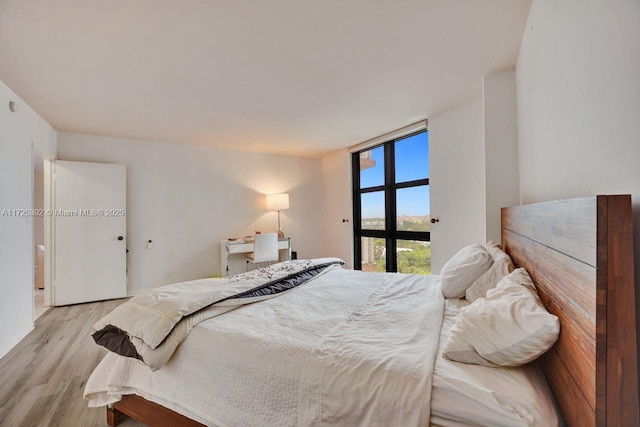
{"left": 227, "top": 243, "right": 252, "bottom": 254}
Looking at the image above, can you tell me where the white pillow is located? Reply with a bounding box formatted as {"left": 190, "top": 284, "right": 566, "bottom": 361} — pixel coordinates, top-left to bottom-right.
{"left": 465, "top": 241, "right": 515, "bottom": 303}
{"left": 440, "top": 244, "right": 492, "bottom": 299}
{"left": 443, "top": 268, "right": 559, "bottom": 367}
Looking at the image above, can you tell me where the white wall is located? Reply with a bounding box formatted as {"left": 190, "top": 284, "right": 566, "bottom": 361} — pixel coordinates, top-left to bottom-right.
{"left": 429, "top": 100, "right": 487, "bottom": 272}
{"left": 516, "top": 0, "right": 640, "bottom": 383}
{"left": 322, "top": 149, "right": 353, "bottom": 268}
{"left": 58, "top": 134, "right": 324, "bottom": 293}
{"left": 0, "top": 80, "right": 57, "bottom": 359}
{"left": 483, "top": 70, "right": 519, "bottom": 243}
{"left": 517, "top": 0, "right": 640, "bottom": 205}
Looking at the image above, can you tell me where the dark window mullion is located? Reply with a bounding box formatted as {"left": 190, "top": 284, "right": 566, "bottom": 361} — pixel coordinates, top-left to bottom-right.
{"left": 385, "top": 142, "right": 397, "bottom": 272}
{"left": 352, "top": 153, "right": 362, "bottom": 270}
{"left": 395, "top": 230, "right": 430, "bottom": 241}
{"left": 396, "top": 178, "right": 429, "bottom": 189}
{"left": 360, "top": 185, "right": 386, "bottom": 194}
{"left": 360, "top": 229, "right": 387, "bottom": 239}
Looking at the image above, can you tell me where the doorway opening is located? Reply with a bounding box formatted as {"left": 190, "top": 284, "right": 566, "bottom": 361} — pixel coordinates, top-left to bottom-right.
{"left": 32, "top": 148, "right": 53, "bottom": 319}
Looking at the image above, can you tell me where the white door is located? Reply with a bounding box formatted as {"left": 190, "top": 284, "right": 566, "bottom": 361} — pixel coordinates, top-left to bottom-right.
{"left": 54, "top": 161, "right": 127, "bottom": 305}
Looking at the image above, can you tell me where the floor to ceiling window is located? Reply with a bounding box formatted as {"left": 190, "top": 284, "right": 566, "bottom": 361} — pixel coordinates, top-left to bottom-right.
{"left": 352, "top": 130, "right": 431, "bottom": 274}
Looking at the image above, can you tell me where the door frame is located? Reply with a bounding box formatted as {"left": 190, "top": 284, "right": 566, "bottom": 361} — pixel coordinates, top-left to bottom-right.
{"left": 32, "top": 145, "right": 55, "bottom": 308}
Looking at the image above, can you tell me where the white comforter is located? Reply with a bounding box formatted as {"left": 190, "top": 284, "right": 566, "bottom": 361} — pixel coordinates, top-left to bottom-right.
{"left": 91, "top": 258, "right": 344, "bottom": 370}
{"left": 85, "top": 268, "right": 445, "bottom": 426}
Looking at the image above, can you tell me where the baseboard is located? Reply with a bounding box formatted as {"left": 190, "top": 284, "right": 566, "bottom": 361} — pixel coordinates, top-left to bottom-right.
{"left": 0, "top": 326, "right": 34, "bottom": 361}
{"left": 127, "top": 287, "right": 155, "bottom": 297}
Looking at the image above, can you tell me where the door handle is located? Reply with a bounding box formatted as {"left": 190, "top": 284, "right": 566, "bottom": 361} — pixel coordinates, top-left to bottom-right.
{"left": 117, "top": 236, "right": 124, "bottom": 241}
{"left": 430, "top": 218, "right": 439, "bottom": 224}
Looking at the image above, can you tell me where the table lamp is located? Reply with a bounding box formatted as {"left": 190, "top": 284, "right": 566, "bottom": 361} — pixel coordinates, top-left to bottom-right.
{"left": 266, "top": 193, "right": 289, "bottom": 238}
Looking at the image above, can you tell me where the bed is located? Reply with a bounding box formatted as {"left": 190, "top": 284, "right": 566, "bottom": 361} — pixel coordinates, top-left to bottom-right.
{"left": 85, "top": 195, "right": 639, "bottom": 426}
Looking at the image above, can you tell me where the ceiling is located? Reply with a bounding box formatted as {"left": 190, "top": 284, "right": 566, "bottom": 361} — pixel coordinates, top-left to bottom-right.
{"left": 0, "top": 0, "right": 531, "bottom": 158}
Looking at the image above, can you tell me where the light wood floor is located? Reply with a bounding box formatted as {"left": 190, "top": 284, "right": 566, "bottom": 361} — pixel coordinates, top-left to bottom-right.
{"left": 0, "top": 299, "right": 145, "bottom": 427}
{"left": 33, "top": 289, "right": 48, "bottom": 321}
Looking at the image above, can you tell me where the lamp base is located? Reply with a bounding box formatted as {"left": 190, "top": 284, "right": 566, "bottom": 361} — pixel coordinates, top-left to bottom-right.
{"left": 277, "top": 230, "right": 285, "bottom": 238}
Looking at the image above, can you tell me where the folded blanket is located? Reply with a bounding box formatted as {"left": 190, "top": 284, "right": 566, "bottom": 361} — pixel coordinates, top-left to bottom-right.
{"left": 92, "top": 258, "right": 344, "bottom": 370}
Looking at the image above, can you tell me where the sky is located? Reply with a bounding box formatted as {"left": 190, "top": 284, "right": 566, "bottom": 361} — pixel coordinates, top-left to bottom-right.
{"left": 360, "top": 131, "right": 430, "bottom": 218}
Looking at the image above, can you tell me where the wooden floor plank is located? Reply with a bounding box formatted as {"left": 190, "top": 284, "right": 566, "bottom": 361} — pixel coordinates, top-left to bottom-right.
{"left": 0, "top": 299, "right": 145, "bottom": 426}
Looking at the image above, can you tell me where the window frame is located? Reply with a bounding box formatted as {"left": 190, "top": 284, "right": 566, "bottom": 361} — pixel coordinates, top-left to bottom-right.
{"left": 352, "top": 130, "right": 430, "bottom": 272}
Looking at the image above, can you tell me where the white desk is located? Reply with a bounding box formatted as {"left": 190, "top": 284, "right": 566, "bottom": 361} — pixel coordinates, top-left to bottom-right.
{"left": 220, "top": 238, "right": 292, "bottom": 276}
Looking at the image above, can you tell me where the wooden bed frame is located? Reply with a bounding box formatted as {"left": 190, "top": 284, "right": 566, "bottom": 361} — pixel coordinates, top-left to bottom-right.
{"left": 107, "top": 195, "right": 639, "bottom": 427}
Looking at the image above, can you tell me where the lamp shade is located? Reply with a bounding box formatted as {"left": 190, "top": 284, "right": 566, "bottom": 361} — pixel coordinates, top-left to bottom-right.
{"left": 266, "top": 193, "right": 289, "bottom": 211}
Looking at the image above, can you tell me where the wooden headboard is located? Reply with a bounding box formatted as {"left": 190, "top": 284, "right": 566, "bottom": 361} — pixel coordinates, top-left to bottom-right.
{"left": 502, "top": 195, "right": 639, "bottom": 427}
